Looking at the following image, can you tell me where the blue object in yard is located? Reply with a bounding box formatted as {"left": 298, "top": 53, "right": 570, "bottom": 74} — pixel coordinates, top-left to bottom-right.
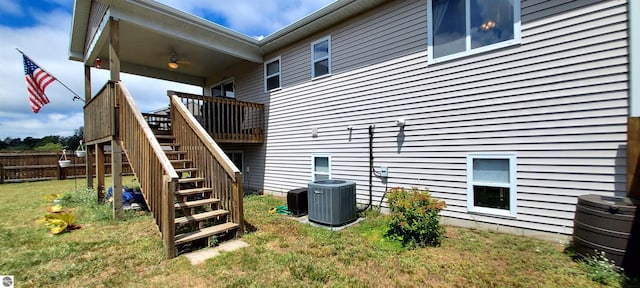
{"left": 106, "top": 186, "right": 145, "bottom": 204}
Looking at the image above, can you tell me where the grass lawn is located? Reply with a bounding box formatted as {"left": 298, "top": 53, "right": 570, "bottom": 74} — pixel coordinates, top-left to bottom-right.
{"left": 0, "top": 178, "right": 630, "bottom": 287}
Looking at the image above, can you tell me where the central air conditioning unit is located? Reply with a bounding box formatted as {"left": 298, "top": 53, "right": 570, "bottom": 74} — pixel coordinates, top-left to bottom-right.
{"left": 307, "top": 180, "right": 357, "bottom": 227}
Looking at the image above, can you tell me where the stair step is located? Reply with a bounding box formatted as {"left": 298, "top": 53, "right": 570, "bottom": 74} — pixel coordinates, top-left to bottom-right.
{"left": 174, "top": 198, "right": 220, "bottom": 209}
{"left": 178, "top": 177, "right": 205, "bottom": 184}
{"left": 156, "top": 135, "right": 176, "bottom": 142}
{"left": 175, "top": 167, "right": 198, "bottom": 173}
{"left": 153, "top": 129, "right": 172, "bottom": 135}
{"left": 164, "top": 151, "right": 185, "bottom": 156}
{"left": 174, "top": 210, "right": 229, "bottom": 225}
{"left": 175, "top": 222, "right": 239, "bottom": 245}
{"left": 170, "top": 159, "right": 192, "bottom": 165}
{"left": 176, "top": 187, "right": 213, "bottom": 196}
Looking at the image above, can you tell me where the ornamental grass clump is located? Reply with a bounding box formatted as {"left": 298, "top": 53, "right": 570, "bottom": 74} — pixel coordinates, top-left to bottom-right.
{"left": 386, "top": 187, "right": 446, "bottom": 248}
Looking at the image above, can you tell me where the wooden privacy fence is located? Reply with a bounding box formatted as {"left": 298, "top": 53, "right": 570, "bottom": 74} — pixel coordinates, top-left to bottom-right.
{"left": 0, "top": 152, "right": 132, "bottom": 184}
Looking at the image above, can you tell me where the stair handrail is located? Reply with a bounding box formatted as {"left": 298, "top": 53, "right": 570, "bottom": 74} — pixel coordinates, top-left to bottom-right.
{"left": 169, "top": 93, "right": 244, "bottom": 234}
{"left": 169, "top": 95, "right": 240, "bottom": 178}
{"left": 118, "top": 83, "right": 179, "bottom": 178}
{"left": 116, "top": 82, "right": 179, "bottom": 257}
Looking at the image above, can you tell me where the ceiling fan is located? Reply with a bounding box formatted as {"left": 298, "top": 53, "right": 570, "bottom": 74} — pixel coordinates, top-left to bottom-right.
{"left": 167, "top": 52, "right": 191, "bottom": 69}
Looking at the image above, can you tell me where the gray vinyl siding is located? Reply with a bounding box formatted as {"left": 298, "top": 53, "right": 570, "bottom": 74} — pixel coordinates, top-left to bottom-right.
{"left": 231, "top": 0, "right": 629, "bottom": 235}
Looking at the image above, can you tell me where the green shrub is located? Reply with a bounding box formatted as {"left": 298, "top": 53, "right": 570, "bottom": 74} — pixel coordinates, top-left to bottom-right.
{"left": 385, "top": 187, "right": 446, "bottom": 248}
{"left": 580, "top": 250, "right": 628, "bottom": 286}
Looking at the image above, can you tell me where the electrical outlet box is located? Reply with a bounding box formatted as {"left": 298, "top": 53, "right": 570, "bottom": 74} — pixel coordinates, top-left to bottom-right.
{"left": 380, "top": 166, "right": 388, "bottom": 177}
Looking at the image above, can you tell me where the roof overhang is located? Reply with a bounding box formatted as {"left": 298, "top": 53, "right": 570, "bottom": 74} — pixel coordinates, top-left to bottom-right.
{"left": 69, "top": 0, "right": 263, "bottom": 86}
{"left": 68, "top": 0, "right": 389, "bottom": 86}
{"left": 258, "top": 0, "right": 388, "bottom": 54}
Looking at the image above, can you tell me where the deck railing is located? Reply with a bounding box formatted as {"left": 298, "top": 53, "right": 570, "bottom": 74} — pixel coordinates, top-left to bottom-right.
{"left": 169, "top": 94, "right": 244, "bottom": 233}
{"left": 84, "top": 82, "right": 115, "bottom": 144}
{"left": 169, "top": 91, "right": 264, "bottom": 143}
{"left": 115, "top": 83, "right": 179, "bottom": 257}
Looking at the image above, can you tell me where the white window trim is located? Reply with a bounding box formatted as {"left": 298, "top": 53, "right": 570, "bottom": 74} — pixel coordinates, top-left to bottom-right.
{"left": 311, "top": 36, "right": 331, "bottom": 79}
{"left": 427, "top": 0, "right": 521, "bottom": 64}
{"left": 466, "top": 153, "right": 517, "bottom": 217}
{"left": 311, "top": 154, "right": 331, "bottom": 181}
{"left": 264, "top": 56, "right": 281, "bottom": 92}
{"left": 209, "top": 78, "right": 235, "bottom": 98}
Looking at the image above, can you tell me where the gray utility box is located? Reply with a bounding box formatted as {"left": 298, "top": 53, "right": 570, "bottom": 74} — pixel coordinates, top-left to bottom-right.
{"left": 307, "top": 180, "right": 357, "bottom": 227}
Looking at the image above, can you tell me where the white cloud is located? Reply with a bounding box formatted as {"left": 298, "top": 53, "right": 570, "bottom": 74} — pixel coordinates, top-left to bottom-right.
{"left": 0, "top": 0, "right": 22, "bottom": 16}
{"left": 156, "top": 0, "right": 334, "bottom": 37}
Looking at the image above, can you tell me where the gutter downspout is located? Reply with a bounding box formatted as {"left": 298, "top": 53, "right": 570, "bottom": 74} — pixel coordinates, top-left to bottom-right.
{"left": 628, "top": 0, "right": 640, "bottom": 199}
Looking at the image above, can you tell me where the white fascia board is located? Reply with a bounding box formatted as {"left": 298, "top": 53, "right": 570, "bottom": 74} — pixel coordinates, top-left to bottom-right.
{"left": 83, "top": 10, "right": 111, "bottom": 65}
{"left": 68, "top": 0, "right": 92, "bottom": 61}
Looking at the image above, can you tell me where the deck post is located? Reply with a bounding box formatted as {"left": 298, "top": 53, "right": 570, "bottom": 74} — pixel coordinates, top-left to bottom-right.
{"left": 96, "top": 143, "right": 106, "bottom": 202}
{"left": 162, "top": 176, "right": 177, "bottom": 258}
{"left": 234, "top": 172, "right": 245, "bottom": 236}
{"left": 84, "top": 64, "right": 93, "bottom": 189}
{"left": 86, "top": 145, "right": 94, "bottom": 189}
{"left": 111, "top": 140, "right": 123, "bottom": 218}
{"left": 0, "top": 164, "right": 4, "bottom": 184}
{"left": 109, "top": 16, "right": 123, "bottom": 217}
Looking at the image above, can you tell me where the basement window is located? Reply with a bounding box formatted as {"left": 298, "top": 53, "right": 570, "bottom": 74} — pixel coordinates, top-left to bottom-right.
{"left": 312, "top": 154, "right": 331, "bottom": 181}
{"left": 466, "top": 153, "right": 517, "bottom": 216}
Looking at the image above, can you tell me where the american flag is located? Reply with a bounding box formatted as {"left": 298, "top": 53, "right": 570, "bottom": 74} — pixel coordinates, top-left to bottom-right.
{"left": 23, "top": 54, "right": 56, "bottom": 113}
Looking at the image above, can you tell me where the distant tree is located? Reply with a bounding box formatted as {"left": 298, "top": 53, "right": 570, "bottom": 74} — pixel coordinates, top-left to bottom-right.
{"left": 22, "top": 137, "right": 39, "bottom": 150}
{"left": 8, "top": 138, "right": 21, "bottom": 146}
{"left": 34, "top": 142, "right": 64, "bottom": 151}
{"left": 36, "top": 136, "right": 61, "bottom": 147}
{"left": 63, "top": 126, "right": 84, "bottom": 150}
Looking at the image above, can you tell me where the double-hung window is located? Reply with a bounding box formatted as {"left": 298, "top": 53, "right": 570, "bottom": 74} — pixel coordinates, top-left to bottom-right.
{"left": 427, "top": 0, "right": 521, "bottom": 62}
{"left": 265, "top": 57, "right": 281, "bottom": 91}
{"left": 466, "top": 154, "right": 517, "bottom": 216}
{"left": 311, "top": 36, "right": 331, "bottom": 78}
{"left": 311, "top": 154, "right": 331, "bottom": 181}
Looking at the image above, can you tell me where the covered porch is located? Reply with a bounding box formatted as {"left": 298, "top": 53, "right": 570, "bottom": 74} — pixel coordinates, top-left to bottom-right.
{"left": 69, "top": 0, "right": 266, "bottom": 258}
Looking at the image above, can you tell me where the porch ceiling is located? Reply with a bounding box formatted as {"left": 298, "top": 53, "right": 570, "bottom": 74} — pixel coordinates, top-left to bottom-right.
{"left": 70, "top": 0, "right": 263, "bottom": 87}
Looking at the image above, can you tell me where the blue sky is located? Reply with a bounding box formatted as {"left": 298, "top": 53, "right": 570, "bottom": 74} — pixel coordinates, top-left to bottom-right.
{"left": 0, "top": 0, "right": 332, "bottom": 139}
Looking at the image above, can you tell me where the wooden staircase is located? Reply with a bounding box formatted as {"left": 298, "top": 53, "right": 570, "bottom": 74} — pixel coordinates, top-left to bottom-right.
{"left": 153, "top": 124, "right": 239, "bottom": 251}
{"left": 85, "top": 82, "right": 243, "bottom": 258}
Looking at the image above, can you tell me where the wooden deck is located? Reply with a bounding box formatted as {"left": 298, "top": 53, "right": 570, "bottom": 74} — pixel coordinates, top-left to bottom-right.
{"left": 168, "top": 91, "right": 265, "bottom": 144}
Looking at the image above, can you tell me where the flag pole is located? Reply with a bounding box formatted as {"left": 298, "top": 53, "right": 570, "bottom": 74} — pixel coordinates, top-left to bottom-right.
{"left": 16, "top": 48, "right": 85, "bottom": 102}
